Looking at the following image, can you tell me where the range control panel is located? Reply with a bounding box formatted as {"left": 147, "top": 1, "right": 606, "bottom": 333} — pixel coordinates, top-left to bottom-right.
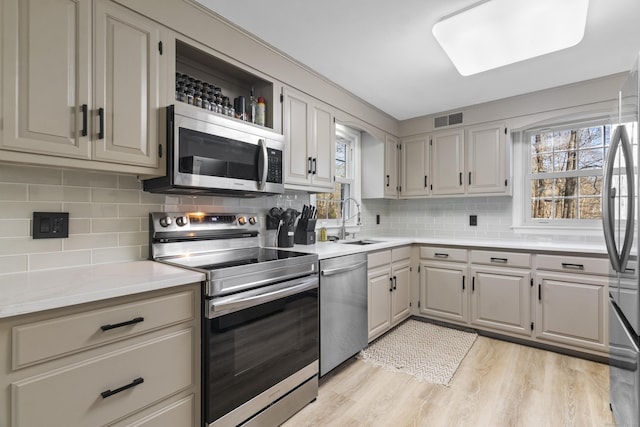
{"left": 150, "top": 212, "right": 259, "bottom": 233}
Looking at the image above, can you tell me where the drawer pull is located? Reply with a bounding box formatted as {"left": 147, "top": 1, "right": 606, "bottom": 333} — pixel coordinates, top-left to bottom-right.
{"left": 490, "top": 257, "right": 508, "bottom": 263}
{"left": 100, "top": 316, "right": 144, "bottom": 331}
{"left": 561, "top": 263, "right": 584, "bottom": 270}
{"left": 101, "top": 377, "right": 144, "bottom": 399}
{"left": 434, "top": 253, "right": 449, "bottom": 258}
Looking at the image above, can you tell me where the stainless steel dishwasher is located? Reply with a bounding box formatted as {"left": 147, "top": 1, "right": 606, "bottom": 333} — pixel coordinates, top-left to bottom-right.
{"left": 319, "top": 252, "right": 368, "bottom": 376}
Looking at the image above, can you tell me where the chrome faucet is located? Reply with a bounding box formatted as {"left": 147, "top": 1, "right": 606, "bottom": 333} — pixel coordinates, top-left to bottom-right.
{"left": 339, "top": 197, "right": 361, "bottom": 240}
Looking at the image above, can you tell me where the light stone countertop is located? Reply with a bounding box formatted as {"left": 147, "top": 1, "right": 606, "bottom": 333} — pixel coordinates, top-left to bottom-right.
{"left": 276, "top": 237, "right": 609, "bottom": 260}
{"left": 0, "top": 261, "right": 205, "bottom": 319}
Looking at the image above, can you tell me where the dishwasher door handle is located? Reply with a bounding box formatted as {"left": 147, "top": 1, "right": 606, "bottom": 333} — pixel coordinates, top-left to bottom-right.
{"left": 321, "top": 260, "right": 368, "bottom": 277}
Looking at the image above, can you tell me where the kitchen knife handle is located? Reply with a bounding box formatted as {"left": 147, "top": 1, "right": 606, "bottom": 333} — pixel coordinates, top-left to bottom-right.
{"left": 81, "top": 104, "right": 88, "bottom": 137}
{"left": 98, "top": 107, "right": 105, "bottom": 139}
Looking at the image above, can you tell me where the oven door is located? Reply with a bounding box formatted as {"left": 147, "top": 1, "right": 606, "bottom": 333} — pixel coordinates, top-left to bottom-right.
{"left": 203, "top": 275, "right": 319, "bottom": 427}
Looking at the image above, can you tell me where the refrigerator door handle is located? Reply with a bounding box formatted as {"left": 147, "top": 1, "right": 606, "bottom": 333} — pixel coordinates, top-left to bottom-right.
{"left": 618, "top": 125, "right": 635, "bottom": 273}
{"left": 603, "top": 125, "right": 623, "bottom": 273}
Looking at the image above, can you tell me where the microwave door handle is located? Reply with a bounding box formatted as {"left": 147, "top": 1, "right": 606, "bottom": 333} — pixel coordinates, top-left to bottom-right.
{"left": 603, "top": 125, "right": 622, "bottom": 273}
{"left": 257, "top": 139, "right": 267, "bottom": 190}
{"left": 619, "top": 125, "right": 635, "bottom": 272}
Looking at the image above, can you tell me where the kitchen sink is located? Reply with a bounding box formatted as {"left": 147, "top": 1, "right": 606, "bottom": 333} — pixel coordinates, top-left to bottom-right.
{"left": 339, "top": 239, "right": 382, "bottom": 245}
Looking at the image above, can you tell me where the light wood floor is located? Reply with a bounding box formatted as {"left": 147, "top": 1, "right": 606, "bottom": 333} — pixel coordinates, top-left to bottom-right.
{"left": 283, "top": 336, "right": 615, "bottom": 427}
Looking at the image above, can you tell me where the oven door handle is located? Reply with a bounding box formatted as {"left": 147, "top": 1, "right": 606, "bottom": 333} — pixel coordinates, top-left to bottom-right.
{"left": 207, "top": 276, "right": 318, "bottom": 318}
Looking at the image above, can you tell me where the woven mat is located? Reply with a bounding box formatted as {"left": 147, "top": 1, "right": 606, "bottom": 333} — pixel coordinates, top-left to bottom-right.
{"left": 358, "top": 320, "right": 477, "bottom": 386}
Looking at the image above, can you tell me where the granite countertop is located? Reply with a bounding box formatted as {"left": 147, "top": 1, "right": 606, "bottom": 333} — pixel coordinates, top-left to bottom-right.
{"left": 277, "top": 237, "right": 609, "bottom": 260}
{"left": 0, "top": 261, "right": 205, "bottom": 319}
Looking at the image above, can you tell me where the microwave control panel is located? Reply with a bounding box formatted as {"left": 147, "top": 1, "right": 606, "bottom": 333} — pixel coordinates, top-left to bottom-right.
{"left": 267, "top": 148, "right": 283, "bottom": 183}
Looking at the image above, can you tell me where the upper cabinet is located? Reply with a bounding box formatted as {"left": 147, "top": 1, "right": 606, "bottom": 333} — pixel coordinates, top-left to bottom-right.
{"left": 384, "top": 135, "right": 399, "bottom": 198}
{"left": 430, "top": 129, "right": 465, "bottom": 195}
{"left": 399, "top": 135, "right": 430, "bottom": 198}
{"left": 1, "top": 0, "right": 165, "bottom": 175}
{"left": 393, "top": 122, "right": 511, "bottom": 199}
{"left": 282, "top": 86, "right": 335, "bottom": 192}
{"left": 466, "top": 123, "right": 510, "bottom": 195}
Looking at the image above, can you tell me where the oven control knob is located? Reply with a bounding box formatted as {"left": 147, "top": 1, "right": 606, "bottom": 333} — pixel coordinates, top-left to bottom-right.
{"left": 237, "top": 216, "right": 247, "bottom": 225}
{"left": 248, "top": 216, "right": 257, "bottom": 225}
{"left": 176, "top": 216, "right": 189, "bottom": 227}
{"left": 159, "top": 216, "right": 172, "bottom": 227}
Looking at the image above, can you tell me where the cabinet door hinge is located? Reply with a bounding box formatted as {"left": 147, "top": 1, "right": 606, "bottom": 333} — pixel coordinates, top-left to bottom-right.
{"left": 158, "top": 143, "right": 163, "bottom": 158}
{"left": 158, "top": 41, "right": 163, "bottom": 55}
{"left": 530, "top": 322, "right": 534, "bottom": 331}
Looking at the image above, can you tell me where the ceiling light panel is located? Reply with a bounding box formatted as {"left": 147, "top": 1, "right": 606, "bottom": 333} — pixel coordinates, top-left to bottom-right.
{"left": 432, "top": 0, "right": 590, "bottom": 76}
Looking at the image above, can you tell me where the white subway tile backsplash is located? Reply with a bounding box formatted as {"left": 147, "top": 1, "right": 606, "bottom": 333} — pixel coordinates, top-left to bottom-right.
{"left": 63, "top": 170, "right": 118, "bottom": 188}
{"left": 118, "top": 175, "right": 142, "bottom": 190}
{"left": 0, "top": 164, "right": 61, "bottom": 184}
{"left": 92, "top": 246, "right": 142, "bottom": 264}
{"left": 92, "top": 218, "right": 141, "bottom": 233}
{"left": 62, "top": 234, "right": 118, "bottom": 251}
{"left": 119, "top": 204, "right": 162, "bottom": 218}
{"left": 69, "top": 219, "right": 91, "bottom": 234}
{"left": 64, "top": 202, "right": 118, "bottom": 218}
{"left": 29, "top": 250, "right": 92, "bottom": 271}
{"left": 0, "top": 237, "right": 61, "bottom": 256}
{"left": 118, "top": 231, "right": 148, "bottom": 246}
{"left": 0, "top": 255, "right": 28, "bottom": 273}
{"left": 29, "top": 185, "right": 91, "bottom": 202}
{"left": 0, "top": 220, "right": 29, "bottom": 237}
{"left": 0, "top": 183, "right": 28, "bottom": 201}
{"left": 0, "top": 202, "right": 62, "bottom": 219}
{"left": 91, "top": 188, "right": 140, "bottom": 203}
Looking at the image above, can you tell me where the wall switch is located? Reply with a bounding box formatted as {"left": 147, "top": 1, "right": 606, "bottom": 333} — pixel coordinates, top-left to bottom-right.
{"left": 33, "top": 212, "right": 69, "bottom": 239}
{"left": 470, "top": 215, "right": 478, "bottom": 226}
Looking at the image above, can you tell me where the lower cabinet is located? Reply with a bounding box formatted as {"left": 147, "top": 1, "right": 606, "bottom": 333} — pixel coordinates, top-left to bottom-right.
{"left": 469, "top": 265, "right": 531, "bottom": 337}
{"left": 368, "top": 246, "right": 411, "bottom": 342}
{"left": 0, "top": 284, "right": 201, "bottom": 427}
{"left": 535, "top": 271, "right": 608, "bottom": 353}
{"left": 419, "top": 260, "right": 468, "bottom": 324}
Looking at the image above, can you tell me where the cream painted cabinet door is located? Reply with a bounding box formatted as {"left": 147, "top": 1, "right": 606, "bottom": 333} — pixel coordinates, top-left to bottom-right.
{"left": 368, "top": 265, "right": 392, "bottom": 342}
{"left": 419, "top": 261, "right": 468, "bottom": 324}
{"left": 384, "top": 135, "right": 399, "bottom": 198}
{"left": 282, "top": 87, "right": 335, "bottom": 191}
{"left": 399, "top": 135, "right": 429, "bottom": 198}
{"left": 535, "top": 272, "right": 608, "bottom": 353}
{"left": 470, "top": 266, "right": 531, "bottom": 337}
{"left": 466, "top": 123, "right": 508, "bottom": 194}
{"left": 1, "top": 0, "right": 91, "bottom": 158}
{"left": 310, "top": 102, "right": 335, "bottom": 188}
{"left": 92, "top": 0, "right": 160, "bottom": 167}
{"left": 430, "top": 129, "right": 464, "bottom": 195}
{"left": 390, "top": 259, "right": 411, "bottom": 325}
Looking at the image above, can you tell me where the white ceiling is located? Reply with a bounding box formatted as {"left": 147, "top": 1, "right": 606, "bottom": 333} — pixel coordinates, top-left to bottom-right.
{"left": 195, "top": 0, "right": 640, "bottom": 121}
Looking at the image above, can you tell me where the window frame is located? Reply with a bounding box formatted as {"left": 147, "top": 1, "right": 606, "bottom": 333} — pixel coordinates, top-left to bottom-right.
{"left": 513, "top": 115, "right": 613, "bottom": 235}
{"left": 312, "top": 124, "right": 362, "bottom": 229}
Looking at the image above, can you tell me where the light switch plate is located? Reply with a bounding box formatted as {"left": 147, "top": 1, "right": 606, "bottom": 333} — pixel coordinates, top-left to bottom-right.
{"left": 33, "top": 212, "right": 69, "bottom": 239}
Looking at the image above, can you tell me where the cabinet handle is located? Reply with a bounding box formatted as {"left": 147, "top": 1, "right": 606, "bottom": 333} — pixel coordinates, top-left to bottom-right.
{"left": 468, "top": 171, "right": 471, "bottom": 185}
{"left": 462, "top": 275, "right": 465, "bottom": 291}
{"left": 490, "top": 257, "right": 508, "bottom": 264}
{"left": 393, "top": 276, "right": 397, "bottom": 290}
{"left": 312, "top": 158, "right": 317, "bottom": 175}
{"left": 434, "top": 253, "right": 449, "bottom": 258}
{"left": 100, "top": 316, "right": 144, "bottom": 331}
{"left": 81, "top": 104, "right": 88, "bottom": 137}
{"left": 459, "top": 172, "right": 462, "bottom": 186}
{"left": 100, "top": 377, "right": 144, "bottom": 399}
{"left": 98, "top": 107, "right": 105, "bottom": 139}
{"left": 561, "top": 263, "right": 584, "bottom": 270}
{"left": 308, "top": 157, "right": 313, "bottom": 174}
{"left": 386, "top": 175, "right": 390, "bottom": 187}
{"left": 389, "top": 277, "right": 393, "bottom": 292}
{"left": 424, "top": 175, "right": 428, "bottom": 188}
{"left": 472, "top": 276, "right": 475, "bottom": 291}
{"left": 538, "top": 284, "right": 541, "bottom": 301}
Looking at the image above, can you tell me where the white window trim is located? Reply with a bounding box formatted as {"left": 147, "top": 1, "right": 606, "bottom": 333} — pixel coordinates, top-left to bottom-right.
{"left": 311, "top": 124, "right": 362, "bottom": 233}
{"left": 512, "top": 115, "right": 611, "bottom": 236}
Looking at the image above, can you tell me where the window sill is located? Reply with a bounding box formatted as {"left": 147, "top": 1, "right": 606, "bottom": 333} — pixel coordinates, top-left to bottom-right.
{"left": 512, "top": 224, "right": 603, "bottom": 236}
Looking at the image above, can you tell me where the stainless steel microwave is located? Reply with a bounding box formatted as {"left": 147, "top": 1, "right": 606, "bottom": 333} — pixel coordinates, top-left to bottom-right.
{"left": 143, "top": 103, "right": 284, "bottom": 196}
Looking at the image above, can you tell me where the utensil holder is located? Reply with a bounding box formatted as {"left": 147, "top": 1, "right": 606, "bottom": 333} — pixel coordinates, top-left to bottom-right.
{"left": 294, "top": 219, "right": 316, "bottom": 245}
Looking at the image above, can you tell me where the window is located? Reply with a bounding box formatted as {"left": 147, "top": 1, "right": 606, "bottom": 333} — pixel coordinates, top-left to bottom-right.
{"left": 526, "top": 121, "right": 611, "bottom": 225}
{"left": 315, "top": 124, "right": 361, "bottom": 225}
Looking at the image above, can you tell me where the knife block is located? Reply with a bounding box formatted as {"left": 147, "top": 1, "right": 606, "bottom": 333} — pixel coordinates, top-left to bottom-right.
{"left": 294, "top": 219, "right": 316, "bottom": 245}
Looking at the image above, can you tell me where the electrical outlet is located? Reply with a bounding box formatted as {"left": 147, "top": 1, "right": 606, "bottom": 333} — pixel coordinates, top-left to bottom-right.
{"left": 470, "top": 215, "right": 478, "bottom": 226}
{"left": 33, "top": 212, "right": 69, "bottom": 239}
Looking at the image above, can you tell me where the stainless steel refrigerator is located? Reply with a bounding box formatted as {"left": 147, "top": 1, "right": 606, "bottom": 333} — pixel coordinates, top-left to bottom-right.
{"left": 604, "top": 53, "right": 640, "bottom": 427}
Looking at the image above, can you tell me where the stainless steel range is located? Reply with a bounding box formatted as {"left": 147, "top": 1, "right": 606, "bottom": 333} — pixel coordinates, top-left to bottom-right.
{"left": 149, "top": 212, "right": 319, "bottom": 427}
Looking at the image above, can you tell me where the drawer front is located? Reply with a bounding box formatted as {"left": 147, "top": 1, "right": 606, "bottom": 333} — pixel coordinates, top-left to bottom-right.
{"left": 114, "top": 395, "right": 195, "bottom": 427}
{"left": 12, "top": 329, "right": 194, "bottom": 427}
{"left": 391, "top": 246, "right": 412, "bottom": 262}
{"left": 536, "top": 254, "right": 609, "bottom": 275}
{"left": 368, "top": 250, "right": 391, "bottom": 269}
{"left": 13, "top": 290, "right": 195, "bottom": 369}
{"left": 420, "top": 246, "right": 467, "bottom": 263}
{"left": 470, "top": 250, "right": 531, "bottom": 268}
